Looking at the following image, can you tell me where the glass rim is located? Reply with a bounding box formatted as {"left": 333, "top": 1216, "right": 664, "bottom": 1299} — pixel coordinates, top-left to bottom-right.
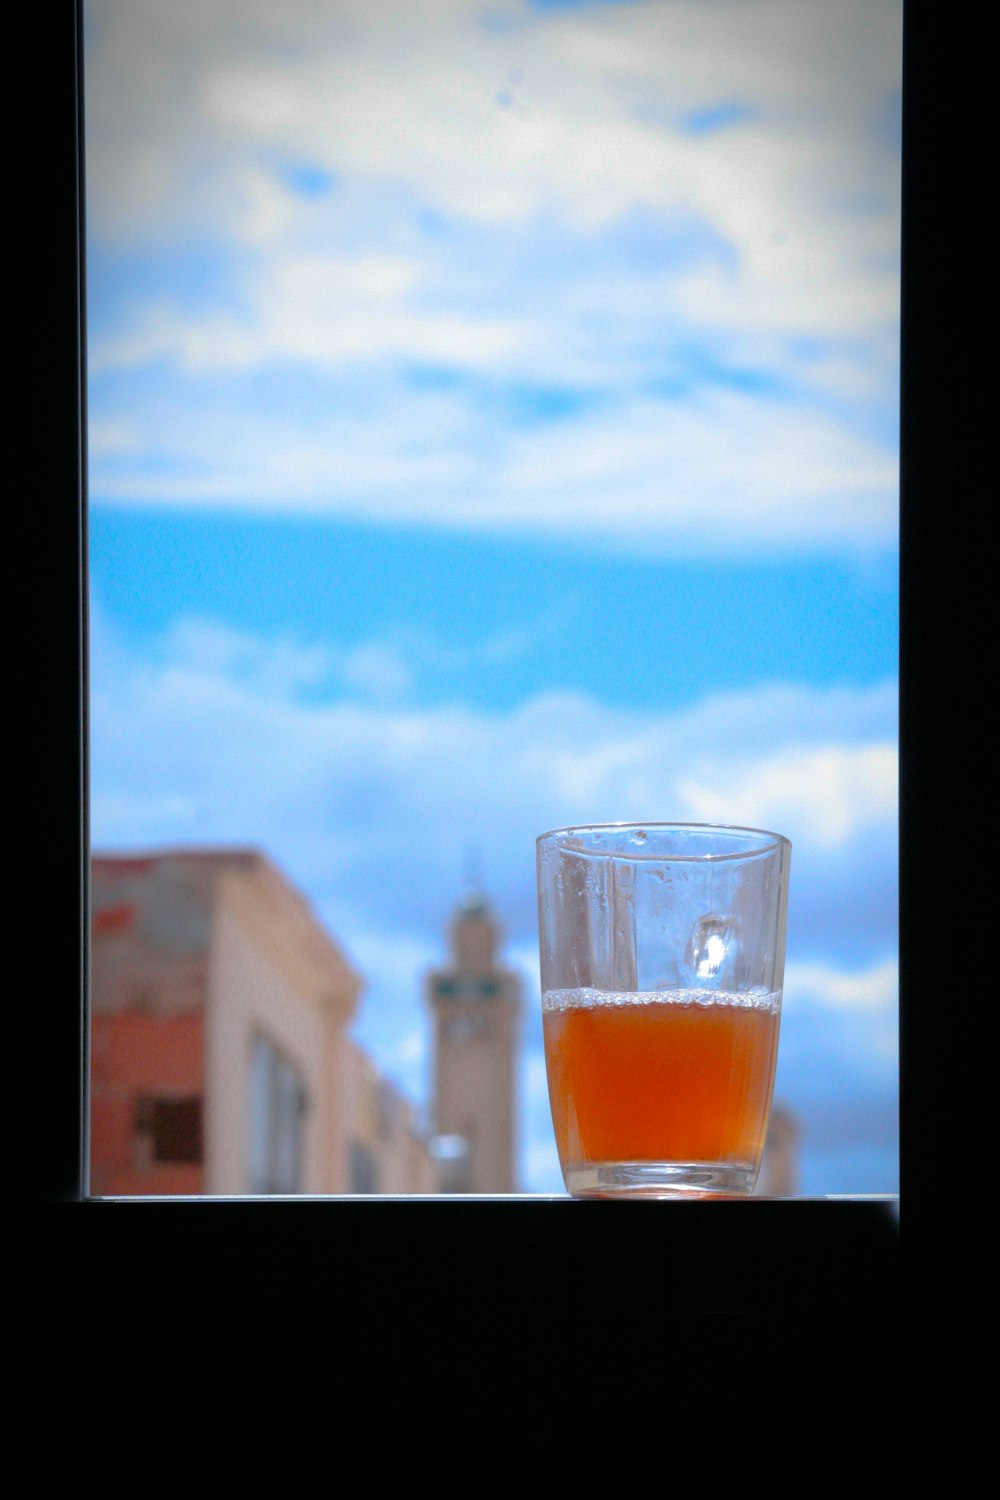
{"left": 536, "top": 820, "right": 791, "bottom": 862}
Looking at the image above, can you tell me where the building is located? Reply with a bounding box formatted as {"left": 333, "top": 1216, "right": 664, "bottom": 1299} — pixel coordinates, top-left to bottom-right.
{"left": 426, "top": 888, "right": 522, "bottom": 1193}
{"left": 755, "top": 1104, "right": 801, "bottom": 1197}
{"left": 89, "top": 848, "right": 436, "bottom": 1196}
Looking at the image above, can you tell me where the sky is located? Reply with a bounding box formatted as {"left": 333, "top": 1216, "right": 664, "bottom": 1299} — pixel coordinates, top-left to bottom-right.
{"left": 84, "top": 0, "right": 901, "bottom": 1195}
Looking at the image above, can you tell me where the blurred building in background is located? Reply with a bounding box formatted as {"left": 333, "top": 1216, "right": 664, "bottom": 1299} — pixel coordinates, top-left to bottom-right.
{"left": 755, "top": 1104, "right": 801, "bottom": 1197}
{"left": 426, "top": 889, "right": 522, "bottom": 1193}
{"left": 90, "top": 849, "right": 436, "bottom": 1196}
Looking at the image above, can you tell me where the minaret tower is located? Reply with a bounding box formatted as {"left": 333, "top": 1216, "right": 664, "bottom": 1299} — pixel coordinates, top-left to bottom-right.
{"left": 426, "top": 883, "right": 521, "bottom": 1193}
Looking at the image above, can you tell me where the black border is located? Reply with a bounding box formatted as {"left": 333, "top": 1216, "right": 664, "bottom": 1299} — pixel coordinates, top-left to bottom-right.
{"left": 19, "top": 0, "right": 88, "bottom": 1207}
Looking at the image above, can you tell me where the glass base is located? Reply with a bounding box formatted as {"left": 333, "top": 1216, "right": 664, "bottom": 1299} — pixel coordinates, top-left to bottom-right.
{"left": 562, "top": 1160, "right": 759, "bottom": 1199}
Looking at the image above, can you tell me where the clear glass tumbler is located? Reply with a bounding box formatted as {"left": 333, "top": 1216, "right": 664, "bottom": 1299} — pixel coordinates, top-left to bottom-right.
{"left": 537, "top": 823, "right": 791, "bottom": 1198}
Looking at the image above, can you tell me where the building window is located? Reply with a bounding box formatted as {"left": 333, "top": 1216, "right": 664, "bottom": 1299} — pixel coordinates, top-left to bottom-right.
{"left": 135, "top": 1095, "right": 203, "bottom": 1165}
{"left": 249, "top": 1034, "right": 307, "bottom": 1195}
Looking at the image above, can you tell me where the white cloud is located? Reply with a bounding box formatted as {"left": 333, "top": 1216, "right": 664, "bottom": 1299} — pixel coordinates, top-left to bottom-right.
{"left": 341, "top": 642, "right": 415, "bottom": 703}
{"left": 89, "top": 379, "right": 897, "bottom": 555}
{"left": 785, "top": 958, "right": 898, "bottom": 1013}
{"left": 678, "top": 743, "right": 897, "bottom": 849}
{"left": 90, "top": 252, "right": 528, "bottom": 377}
{"left": 87, "top": 0, "right": 900, "bottom": 246}
{"left": 90, "top": 599, "right": 897, "bottom": 953}
{"left": 87, "top": 418, "right": 142, "bottom": 456}
{"left": 332, "top": 612, "right": 574, "bottom": 699}
{"left": 85, "top": 0, "right": 901, "bottom": 557}
{"left": 163, "top": 616, "right": 334, "bottom": 694}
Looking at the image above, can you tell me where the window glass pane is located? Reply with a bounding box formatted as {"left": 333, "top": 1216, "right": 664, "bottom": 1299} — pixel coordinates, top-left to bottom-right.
{"left": 86, "top": 0, "right": 901, "bottom": 1199}
{"left": 248, "top": 1034, "right": 273, "bottom": 1194}
{"left": 249, "top": 1034, "right": 305, "bottom": 1195}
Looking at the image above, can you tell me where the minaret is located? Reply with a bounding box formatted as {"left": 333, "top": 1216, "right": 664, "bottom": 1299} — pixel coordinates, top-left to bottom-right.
{"left": 426, "top": 885, "right": 521, "bottom": 1193}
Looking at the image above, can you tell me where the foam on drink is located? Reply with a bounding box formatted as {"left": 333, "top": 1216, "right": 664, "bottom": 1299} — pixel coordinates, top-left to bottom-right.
{"left": 542, "top": 985, "right": 781, "bottom": 1014}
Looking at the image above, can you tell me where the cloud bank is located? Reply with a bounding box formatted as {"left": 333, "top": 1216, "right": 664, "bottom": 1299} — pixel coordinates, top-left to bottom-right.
{"left": 85, "top": 0, "right": 901, "bottom": 557}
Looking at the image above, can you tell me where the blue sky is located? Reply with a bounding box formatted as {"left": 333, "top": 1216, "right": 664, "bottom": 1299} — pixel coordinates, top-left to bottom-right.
{"left": 85, "top": 0, "right": 901, "bottom": 1195}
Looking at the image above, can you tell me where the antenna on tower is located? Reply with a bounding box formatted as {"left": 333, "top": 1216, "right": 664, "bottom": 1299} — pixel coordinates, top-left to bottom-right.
{"left": 462, "top": 842, "right": 485, "bottom": 908}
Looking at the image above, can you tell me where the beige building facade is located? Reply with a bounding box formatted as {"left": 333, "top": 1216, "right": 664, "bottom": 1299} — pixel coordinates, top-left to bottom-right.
{"left": 90, "top": 849, "right": 436, "bottom": 1197}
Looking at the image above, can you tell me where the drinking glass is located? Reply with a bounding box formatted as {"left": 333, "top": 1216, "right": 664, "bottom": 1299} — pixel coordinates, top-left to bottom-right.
{"left": 537, "top": 822, "right": 791, "bottom": 1198}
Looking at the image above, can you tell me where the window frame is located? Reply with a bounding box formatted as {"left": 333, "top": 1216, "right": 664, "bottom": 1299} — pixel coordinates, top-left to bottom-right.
{"left": 31, "top": 0, "right": 956, "bottom": 1331}
{"left": 249, "top": 1030, "right": 308, "bottom": 1196}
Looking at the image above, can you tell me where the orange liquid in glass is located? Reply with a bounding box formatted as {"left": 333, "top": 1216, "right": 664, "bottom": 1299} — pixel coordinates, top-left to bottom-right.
{"left": 543, "top": 989, "right": 780, "bottom": 1172}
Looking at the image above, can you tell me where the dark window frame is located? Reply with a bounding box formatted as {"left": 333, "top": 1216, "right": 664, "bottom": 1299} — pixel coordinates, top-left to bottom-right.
{"left": 29, "top": 1, "right": 968, "bottom": 1341}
